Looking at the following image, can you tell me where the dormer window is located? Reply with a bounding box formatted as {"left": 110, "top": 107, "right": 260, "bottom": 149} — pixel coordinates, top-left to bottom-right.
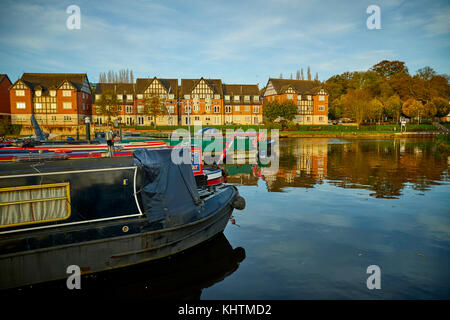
{"left": 50, "top": 90, "right": 56, "bottom": 97}
{"left": 225, "top": 95, "right": 230, "bottom": 101}
{"left": 127, "top": 94, "right": 133, "bottom": 101}
{"left": 244, "top": 95, "right": 250, "bottom": 101}
{"left": 35, "top": 90, "right": 42, "bottom": 97}
{"left": 117, "top": 94, "right": 123, "bottom": 100}
{"left": 234, "top": 96, "right": 240, "bottom": 101}
{"left": 253, "top": 96, "right": 259, "bottom": 102}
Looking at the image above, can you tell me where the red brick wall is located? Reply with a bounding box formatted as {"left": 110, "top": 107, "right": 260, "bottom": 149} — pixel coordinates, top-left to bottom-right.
{"left": 0, "top": 77, "right": 12, "bottom": 115}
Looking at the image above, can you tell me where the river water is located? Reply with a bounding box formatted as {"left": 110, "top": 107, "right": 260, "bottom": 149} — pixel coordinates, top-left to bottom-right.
{"left": 10, "top": 137, "right": 450, "bottom": 299}
{"left": 203, "top": 137, "right": 450, "bottom": 299}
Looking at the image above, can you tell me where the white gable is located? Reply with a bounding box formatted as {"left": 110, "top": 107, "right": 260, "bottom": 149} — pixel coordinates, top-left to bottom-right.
{"left": 263, "top": 81, "right": 277, "bottom": 96}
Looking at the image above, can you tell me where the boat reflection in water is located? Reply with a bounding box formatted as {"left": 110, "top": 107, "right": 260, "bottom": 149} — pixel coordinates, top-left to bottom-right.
{"left": 5, "top": 233, "right": 245, "bottom": 300}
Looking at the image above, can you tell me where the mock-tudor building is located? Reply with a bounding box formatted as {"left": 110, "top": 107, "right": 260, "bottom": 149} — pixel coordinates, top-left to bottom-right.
{"left": 135, "top": 77, "right": 178, "bottom": 126}
{"left": 93, "top": 83, "right": 135, "bottom": 126}
{"left": 222, "top": 84, "right": 263, "bottom": 125}
{"left": 9, "top": 73, "right": 92, "bottom": 126}
{"left": 180, "top": 78, "right": 224, "bottom": 126}
{"left": 0, "top": 74, "right": 12, "bottom": 120}
{"left": 262, "top": 78, "right": 328, "bottom": 125}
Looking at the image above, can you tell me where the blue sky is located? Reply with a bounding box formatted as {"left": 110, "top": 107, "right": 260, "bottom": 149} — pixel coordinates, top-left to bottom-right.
{"left": 0, "top": 0, "right": 448, "bottom": 87}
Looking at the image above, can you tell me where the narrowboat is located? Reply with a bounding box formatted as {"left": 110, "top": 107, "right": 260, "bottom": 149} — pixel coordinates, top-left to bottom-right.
{"left": 0, "top": 147, "right": 245, "bottom": 290}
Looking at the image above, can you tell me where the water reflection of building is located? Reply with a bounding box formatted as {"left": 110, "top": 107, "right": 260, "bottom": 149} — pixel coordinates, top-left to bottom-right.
{"left": 224, "top": 138, "right": 328, "bottom": 192}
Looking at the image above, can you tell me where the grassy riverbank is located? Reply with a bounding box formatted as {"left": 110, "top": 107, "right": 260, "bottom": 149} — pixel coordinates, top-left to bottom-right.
{"left": 131, "top": 124, "right": 440, "bottom": 138}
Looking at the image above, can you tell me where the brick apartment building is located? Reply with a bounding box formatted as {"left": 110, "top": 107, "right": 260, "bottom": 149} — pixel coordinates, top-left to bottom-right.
{"left": 93, "top": 78, "right": 179, "bottom": 127}
{"left": 222, "top": 84, "right": 263, "bottom": 125}
{"left": 9, "top": 73, "right": 92, "bottom": 126}
{"left": 180, "top": 78, "right": 224, "bottom": 126}
{"left": 0, "top": 74, "right": 12, "bottom": 120}
{"left": 262, "top": 78, "right": 328, "bottom": 125}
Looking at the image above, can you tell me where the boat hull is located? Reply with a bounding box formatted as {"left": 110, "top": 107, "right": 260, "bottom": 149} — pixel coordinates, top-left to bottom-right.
{"left": 0, "top": 188, "right": 236, "bottom": 290}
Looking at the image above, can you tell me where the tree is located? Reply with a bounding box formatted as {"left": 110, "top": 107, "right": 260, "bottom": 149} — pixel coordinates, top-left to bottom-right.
{"left": 367, "top": 98, "right": 384, "bottom": 123}
{"left": 416, "top": 66, "right": 436, "bottom": 81}
{"left": 384, "top": 95, "right": 402, "bottom": 123}
{"left": 296, "top": 70, "right": 300, "bottom": 80}
{"left": 263, "top": 100, "right": 297, "bottom": 129}
{"left": 370, "top": 60, "right": 409, "bottom": 79}
{"left": 95, "top": 90, "right": 120, "bottom": 126}
{"left": 142, "top": 95, "right": 167, "bottom": 128}
{"left": 307, "top": 66, "right": 311, "bottom": 81}
{"left": 402, "top": 98, "right": 424, "bottom": 124}
{"left": 433, "top": 97, "right": 450, "bottom": 118}
{"left": 340, "top": 89, "right": 371, "bottom": 126}
{"left": 423, "top": 101, "right": 437, "bottom": 119}
{"left": 300, "top": 69, "right": 304, "bottom": 80}
{"left": 314, "top": 72, "right": 319, "bottom": 81}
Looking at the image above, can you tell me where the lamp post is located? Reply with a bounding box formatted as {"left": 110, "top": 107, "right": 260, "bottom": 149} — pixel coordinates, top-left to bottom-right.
{"left": 84, "top": 116, "right": 91, "bottom": 142}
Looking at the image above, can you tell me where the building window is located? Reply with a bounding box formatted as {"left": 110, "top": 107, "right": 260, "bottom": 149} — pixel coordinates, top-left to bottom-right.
{"left": 127, "top": 95, "right": 133, "bottom": 101}
{"left": 205, "top": 105, "right": 211, "bottom": 112}
{"left": 245, "top": 106, "right": 250, "bottom": 112}
{"left": 63, "top": 102, "right": 72, "bottom": 109}
{"left": 16, "top": 102, "right": 26, "bottom": 109}
{"left": 287, "top": 94, "right": 293, "bottom": 99}
{"left": 234, "top": 116, "right": 240, "bottom": 121}
{"left": 137, "top": 94, "right": 143, "bottom": 99}
{"left": 137, "top": 117, "right": 145, "bottom": 125}
{"left": 318, "top": 105, "right": 325, "bottom": 111}
{"left": 234, "top": 96, "right": 240, "bottom": 101}
{"left": 307, "top": 95, "right": 312, "bottom": 101}
{"left": 319, "top": 95, "right": 325, "bottom": 101}
{"left": 50, "top": 90, "right": 56, "bottom": 97}
{"left": 117, "top": 94, "right": 123, "bottom": 100}
{"left": 63, "top": 90, "right": 72, "bottom": 97}
{"left": 16, "top": 90, "right": 25, "bottom": 96}
{"left": 168, "top": 106, "right": 174, "bottom": 113}
{"left": 51, "top": 103, "right": 57, "bottom": 109}
{"left": 244, "top": 95, "right": 250, "bottom": 101}
{"left": 225, "top": 106, "right": 232, "bottom": 113}
{"left": 214, "top": 105, "right": 220, "bottom": 113}
{"left": 193, "top": 105, "right": 199, "bottom": 112}
{"left": 234, "top": 106, "right": 240, "bottom": 112}
{"left": 137, "top": 105, "right": 144, "bottom": 114}
{"left": 214, "top": 94, "right": 220, "bottom": 99}
{"left": 253, "top": 106, "right": 259, "bottom": 113}
{"left": 194, "top": 116, "right": 200, "bottom": 121}
{"left": 185, "top": 105, "right": 192, "bottom": 113}
{"left": 307, "top": 116, "right": 311, "bottom": 121}
{"left": 224, "top": 95, "right": 230, "bottom": 101}
{"left": 35, "top": 90, "right": 42, "bottom": 97}
{"left": 64, "top": 116, "right": 72, "bottom": 121}
{"left": 297, "top": 95, "right": 302, "bottom": 101}
{"left": 51, "top": 116, "right": 57, "bottom": 121}
{"left": 253, "top": 96, "right": 259, "bottom": 102}
{"left": 319, "top": 116, "right": 324, "bottom": 122}
{"left": 35, "top": 103, "right": 42, "bottom": 109}
{"left": 126, "top": 106, "right": 133, "bottom": 113}
{"left": 184, "top": 94, "right": 190, "bottom": 99}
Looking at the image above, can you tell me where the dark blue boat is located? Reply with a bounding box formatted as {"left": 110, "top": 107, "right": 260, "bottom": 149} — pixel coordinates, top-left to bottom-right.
{"left": 0, "top": 147, "right": 245, "bottom": 290}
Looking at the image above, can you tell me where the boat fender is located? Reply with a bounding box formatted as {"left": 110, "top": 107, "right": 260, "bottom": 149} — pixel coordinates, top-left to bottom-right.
{"left": 232, "top": 196, "right": 246, "bottom": 210}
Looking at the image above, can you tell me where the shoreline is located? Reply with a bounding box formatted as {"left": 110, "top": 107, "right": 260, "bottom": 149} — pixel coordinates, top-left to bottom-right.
{"left": 278, "top": 132, "right": 444, "bottom": 139}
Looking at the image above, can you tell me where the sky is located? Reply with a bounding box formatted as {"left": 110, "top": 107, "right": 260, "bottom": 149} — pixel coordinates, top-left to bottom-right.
{"left": 0, "top": 0, "right": 449, "bottom": 87}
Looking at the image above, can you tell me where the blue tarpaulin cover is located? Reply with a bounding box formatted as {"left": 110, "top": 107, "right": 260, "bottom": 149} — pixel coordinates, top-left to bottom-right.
{"left": 133, "top": 148, "right": 202, "bottom": 227}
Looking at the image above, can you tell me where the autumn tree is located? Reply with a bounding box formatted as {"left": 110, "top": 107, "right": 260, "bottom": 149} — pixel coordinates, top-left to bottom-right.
{"left": 433, "top": 97, "right": 450, "bottom": 119}
{"left": 402, "top": 98, "right": 424, "bottom": 124}
{"left": 142, "top": 95, "right": 168, "bottom": 128}
{"left": 423, "top": 101, "right": 437, "bottom": 119}
{"left": 370, "top": 60, "right": 409, "bottom": 79}
{"left": 384, "top": 95, "right": 402, "bottom": 123}
{"left": 340, "top": 89, "right": 371, "bottom": 126}
{"left": 95, "top": 90, "right": 120, "bottom": 126}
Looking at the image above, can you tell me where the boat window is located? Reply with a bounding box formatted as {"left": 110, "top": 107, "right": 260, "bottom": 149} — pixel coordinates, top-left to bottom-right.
{"left": 0, "top": 183, "right": 71, "bottom": 228}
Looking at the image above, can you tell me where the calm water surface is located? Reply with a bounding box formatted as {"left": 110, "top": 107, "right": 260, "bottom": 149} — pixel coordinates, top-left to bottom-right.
{"left": 203, "top": 137, "right": 450, "bottom": 299}
{"left": 10, "top": 138, "right": 450, "bottom": 299}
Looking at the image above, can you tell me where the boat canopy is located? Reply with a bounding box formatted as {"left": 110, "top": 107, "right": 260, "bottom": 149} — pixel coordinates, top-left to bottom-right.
{"left": 133, "top": 148, "right": 201, "bottom": 227}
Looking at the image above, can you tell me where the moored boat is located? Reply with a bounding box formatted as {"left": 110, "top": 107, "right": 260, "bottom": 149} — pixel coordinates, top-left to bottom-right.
{"left": 0, "top": 147, "right": 245, "bottom": 290}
